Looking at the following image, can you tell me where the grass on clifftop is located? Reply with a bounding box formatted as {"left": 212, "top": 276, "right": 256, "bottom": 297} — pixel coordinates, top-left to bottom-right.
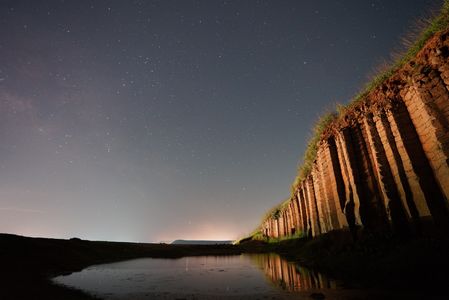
{"left": 254, "top": 1, "right": 449, "bottom": 235}
{"left": 352, "top": 0, "right": 449, "bottom": 104}
{"left": 292, "top": 111, "right": 338, "bottom": 190}
{"left": 291, "top": 0, "right": 449, "bottom": 191}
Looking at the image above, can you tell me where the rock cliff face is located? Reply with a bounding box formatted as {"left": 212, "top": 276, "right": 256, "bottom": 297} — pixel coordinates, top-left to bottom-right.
{"left": 261, "top": 30, "right": 449, "bottom": 239}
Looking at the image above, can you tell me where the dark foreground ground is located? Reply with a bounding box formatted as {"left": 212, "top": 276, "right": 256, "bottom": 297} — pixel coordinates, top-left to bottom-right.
{"left": 240, "top": 229, "right": 449, "bottom": 296}
{"left": 1, "top": 231, "right": 449, "bottom": 299}
{"left": 0, "top": 233, "right": 242, "bottom": 299}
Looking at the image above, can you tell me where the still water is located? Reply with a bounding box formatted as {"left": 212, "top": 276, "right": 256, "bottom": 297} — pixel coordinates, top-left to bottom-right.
{"left": 52, "top": 254, "right": 409, "bottom": 299}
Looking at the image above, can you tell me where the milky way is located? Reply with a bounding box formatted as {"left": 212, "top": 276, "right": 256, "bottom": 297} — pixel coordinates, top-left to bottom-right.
{"left": 0, "top": 0, "right": 442, "bottom": 242}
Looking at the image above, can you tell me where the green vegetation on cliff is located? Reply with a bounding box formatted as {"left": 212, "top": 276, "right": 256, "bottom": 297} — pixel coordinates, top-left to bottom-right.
{"left": 294, "top": 0, "right": 449, "bottom": 189}
{"left": 255, "top": 1, "right": 449, "bottom": 233}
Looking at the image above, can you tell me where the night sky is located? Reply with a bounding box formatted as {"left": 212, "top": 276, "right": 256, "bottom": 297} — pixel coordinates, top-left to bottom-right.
{"left": 0, "top": 0, "right": 442, "bottom": 242}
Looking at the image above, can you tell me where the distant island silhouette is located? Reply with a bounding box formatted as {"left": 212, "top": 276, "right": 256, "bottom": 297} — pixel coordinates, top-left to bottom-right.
{"left": 171, "top": 240, "right": 233, "bottom": 245}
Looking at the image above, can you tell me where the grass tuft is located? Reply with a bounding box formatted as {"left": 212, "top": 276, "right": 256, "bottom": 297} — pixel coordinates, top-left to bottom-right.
{"left": 252, "top": 1, "right": 449, "bottom": 241}
{"left": 290, "top": 0, "right": 449, "bottom": 193}
{"left": 291, "top": 111, "right": 338, "bottom": 191}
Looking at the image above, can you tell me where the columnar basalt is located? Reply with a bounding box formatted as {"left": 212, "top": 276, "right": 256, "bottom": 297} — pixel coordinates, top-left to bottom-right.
{"left": 260, "top": 29, "right": 449, "bottom": 239}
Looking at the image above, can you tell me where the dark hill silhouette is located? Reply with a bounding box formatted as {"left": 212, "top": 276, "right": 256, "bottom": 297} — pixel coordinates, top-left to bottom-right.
{"left": 171, "top": 239, "right": 233, "bottom": 245}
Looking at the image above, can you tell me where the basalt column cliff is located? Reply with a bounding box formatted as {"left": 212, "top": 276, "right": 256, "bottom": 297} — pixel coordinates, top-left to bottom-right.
{"left": 260, "top": 29, "right": 449, "bottom": 239}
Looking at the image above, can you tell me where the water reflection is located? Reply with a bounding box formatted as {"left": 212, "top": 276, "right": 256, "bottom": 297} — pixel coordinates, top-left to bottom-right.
{"left": 53, "top": 254, "right": 338, "bottom": 299}
{"left": 251, "top": 253, "right": 339, "bottom": 291}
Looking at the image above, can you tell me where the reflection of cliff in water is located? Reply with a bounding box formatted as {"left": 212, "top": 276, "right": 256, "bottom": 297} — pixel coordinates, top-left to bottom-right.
{"left": 251, "top": 254, "right": 339, "bottom": 291}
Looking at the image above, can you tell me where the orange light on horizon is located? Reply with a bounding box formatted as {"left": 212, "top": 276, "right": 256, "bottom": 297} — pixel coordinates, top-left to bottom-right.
{"left": 155, "top": 221, "right": 239, "bottom": 242}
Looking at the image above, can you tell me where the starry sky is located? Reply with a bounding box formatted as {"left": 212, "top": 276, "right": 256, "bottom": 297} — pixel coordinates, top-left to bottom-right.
{"left": 0, "top": 0, "right": 442, "bottom": 242}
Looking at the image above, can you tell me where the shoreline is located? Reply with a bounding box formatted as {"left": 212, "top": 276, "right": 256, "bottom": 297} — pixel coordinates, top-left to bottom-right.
{"left": 240, "top": 229, "right": 449, "bottom": 293}
{"left": 2, "top": 232, "right": 449, "bottom": 299}
{"left": 0, "top": 233, "right": 242, "bottom": 299}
